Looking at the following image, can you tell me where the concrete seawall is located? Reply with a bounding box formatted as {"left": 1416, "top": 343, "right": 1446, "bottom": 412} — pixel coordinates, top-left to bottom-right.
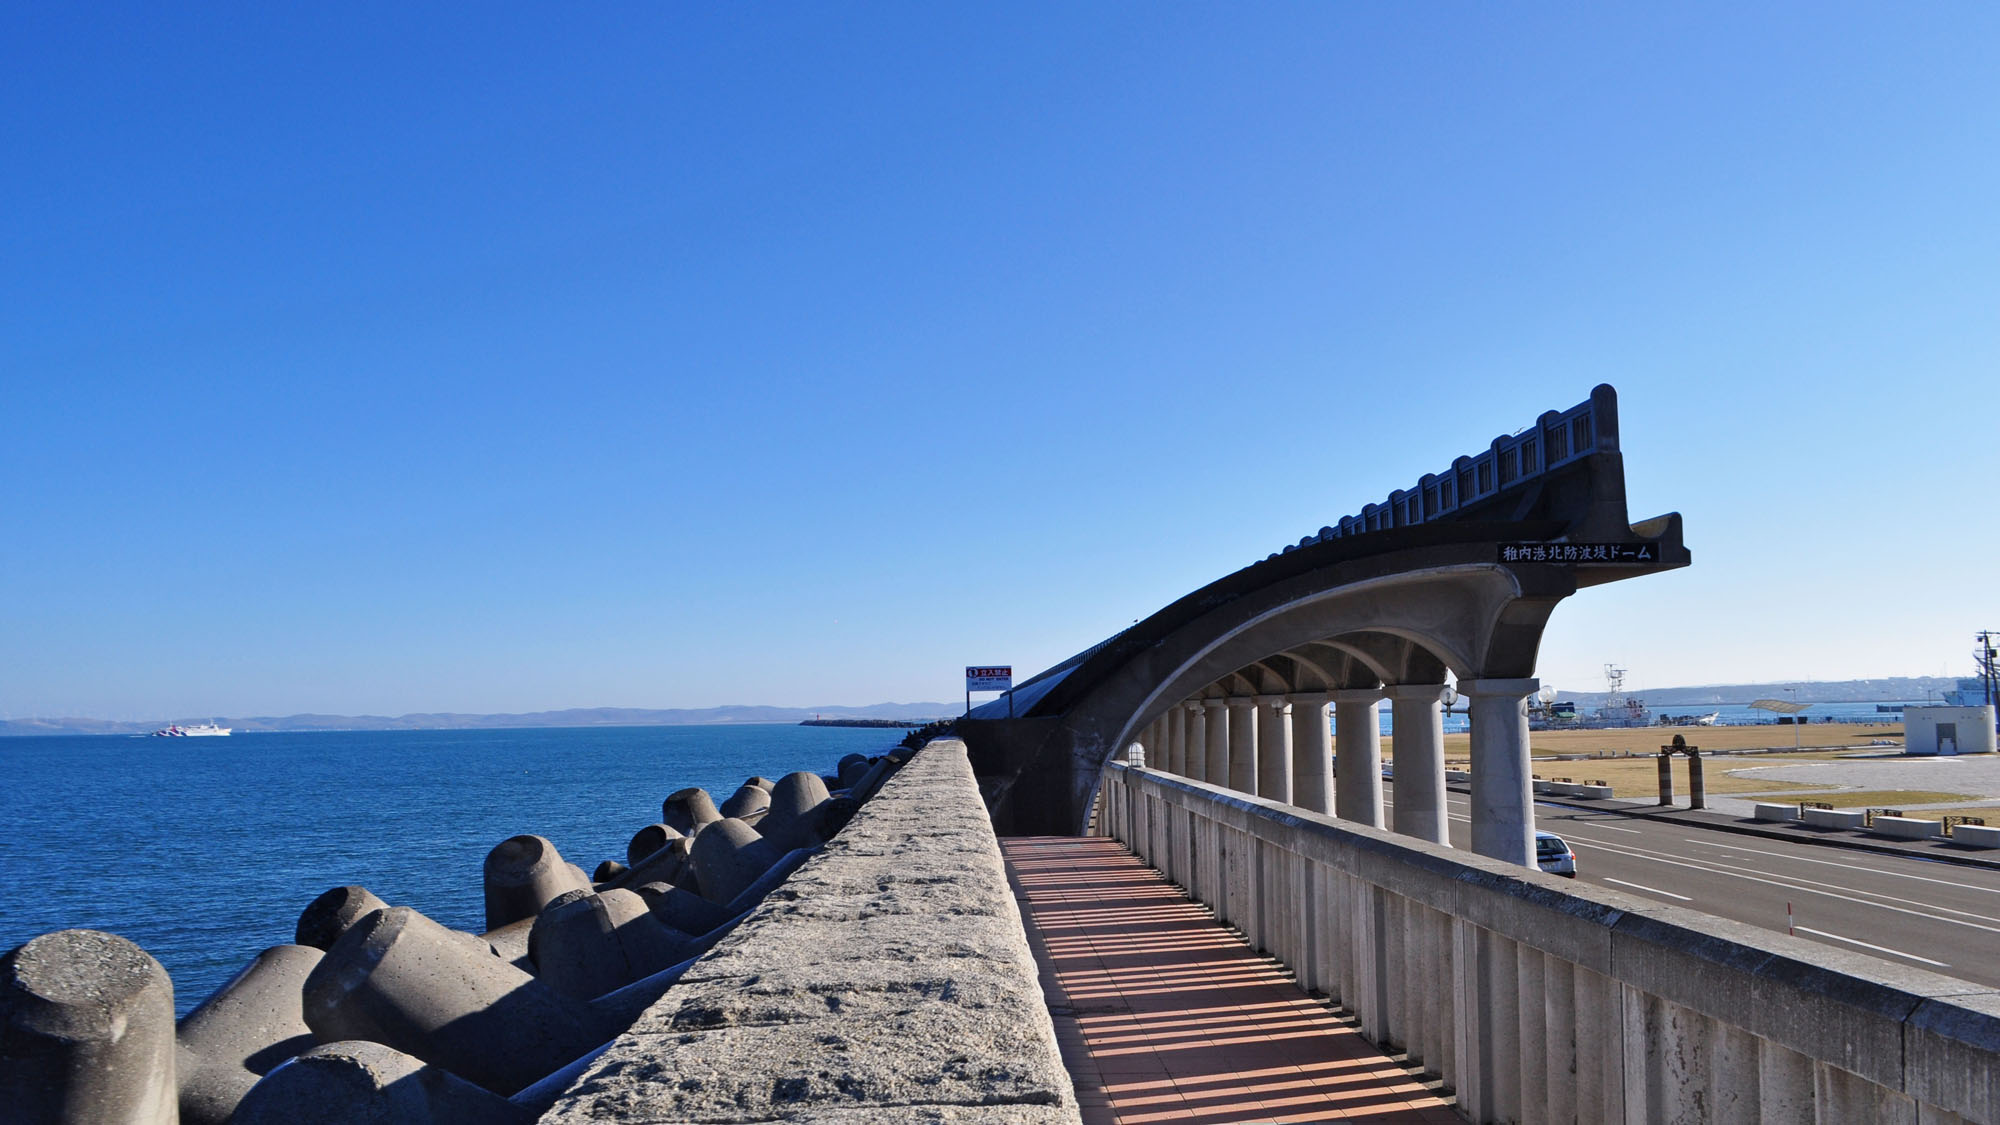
{"left": 546, "top": 738, "right": 1081, "bottom": 1123}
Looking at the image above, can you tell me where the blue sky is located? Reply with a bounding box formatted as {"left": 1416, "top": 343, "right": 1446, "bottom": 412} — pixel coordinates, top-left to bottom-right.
{"left": 5, "top": 5, "right": 1996, "bottom": 720}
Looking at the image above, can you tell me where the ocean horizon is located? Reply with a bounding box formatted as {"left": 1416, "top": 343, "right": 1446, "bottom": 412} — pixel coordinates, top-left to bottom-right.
{"left": 0, "top": 722, "right": 906, "bottom": 1015}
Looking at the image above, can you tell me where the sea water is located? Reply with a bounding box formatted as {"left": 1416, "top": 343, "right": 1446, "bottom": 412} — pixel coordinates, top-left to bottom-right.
{"left": 0, "top": 723, "right": 906, "bottom": 1014}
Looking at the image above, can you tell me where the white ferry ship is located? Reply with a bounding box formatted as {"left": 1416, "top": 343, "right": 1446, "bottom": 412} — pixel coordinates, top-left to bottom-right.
{"left": 150, "top": 721, "right": 231, "bottom": 737}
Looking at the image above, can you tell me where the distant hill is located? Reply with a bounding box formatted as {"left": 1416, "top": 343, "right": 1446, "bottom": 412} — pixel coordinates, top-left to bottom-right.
{"left": 1549, "top": 677, "right": 1962, "bottom": 707}
{"left": 0, "top": 703, "right": 962, "bottom": 738}
{"left": 2, "top": 677, "right": 1973, "bottom": 737}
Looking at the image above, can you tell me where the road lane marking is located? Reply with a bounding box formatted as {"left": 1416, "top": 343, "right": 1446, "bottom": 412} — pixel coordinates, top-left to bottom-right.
{"left": 1580, "top": 823, "right": 1642, "bottom": 834}
{"left": 1792, "top": 926, "right": 1950, "bottom": 968}
{"left": 1603, "top": 877, "right": 1691, "bottom": 901}
{"left": 1676, "top": 838, "right": 2000, "bottom": 897}
{"left": 1566, "top": 837, "right": 2000, "bottom": 937}
{"left": 1681, "top": 853, "right": 2000, "bottom": 930}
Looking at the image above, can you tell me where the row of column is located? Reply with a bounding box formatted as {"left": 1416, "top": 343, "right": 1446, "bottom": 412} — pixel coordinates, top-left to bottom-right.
{"left": 1131, "top": 678, "right": 1538, "bottom": 866}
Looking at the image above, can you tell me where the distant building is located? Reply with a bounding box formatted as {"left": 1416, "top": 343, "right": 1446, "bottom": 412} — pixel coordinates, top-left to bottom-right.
{"left": 1904, "top": 705, "right": 1998, "bottom": 756}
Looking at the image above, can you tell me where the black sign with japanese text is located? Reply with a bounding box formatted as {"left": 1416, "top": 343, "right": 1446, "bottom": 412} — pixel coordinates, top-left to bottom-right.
{"left": 1499, "top": 542, "right": 1661, "bottom": 565}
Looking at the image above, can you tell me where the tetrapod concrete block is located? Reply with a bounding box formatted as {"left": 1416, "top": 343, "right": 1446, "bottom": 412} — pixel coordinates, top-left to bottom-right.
{"left": 176, "top": 943, "right": 322, "bottom": 1125}
{"left": 296, "top": 885, "right": 390, "bottom": 951}
{"left": 483, "top": 835, "right": 592, "bottom": 932}
{"left": 640, "top": 883, "right": 737, "bottom": 936}
{"left": 690, "top": 817, "right": 785, "bottom": 904}
{"left": 233, "top": 1040, "right": 533, "bottom": 1125}
{"left": 743, "top": 776, "right": 775, "bottom": 792}
{"left": 662, "top": 788, "right": 722, "bottom": 836}
{"left": 605, "top": 834, "right": 694, "bottom": 893}
{"left": 626, "top": 823, "right": 682, "bottom": 866}
{"left": 719, "top": 783, "right": 772, "bottom": 820}
{"left": 847, "top": 756, "right": 900, "bottom": 803}
{"left": 761, "top": 771, "right": 834, "bottom": 848}
{"left": 0, "top": 929, "right": 178, "bottom": 1124}
{"left": 837, "top": 754, "right": 873, "bottom": 789}
{"left": 302, "top": 906, "right": 604, "bottom": 1096}
{"left": 529, "top": 890, "right": 697, "bottom": 1001}
{"left": 481, "top": 916, "right": 536, "bottom": 972}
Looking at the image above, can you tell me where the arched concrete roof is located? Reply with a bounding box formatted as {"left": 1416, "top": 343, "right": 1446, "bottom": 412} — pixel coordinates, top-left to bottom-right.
{"left": 961, "top": 386, "right": 1689, "bottom": 834}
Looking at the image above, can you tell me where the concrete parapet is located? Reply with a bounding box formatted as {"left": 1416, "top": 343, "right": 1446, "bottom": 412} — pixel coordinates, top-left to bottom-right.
{"left": 1579, "top": 783, "right": 1614, "bottom": 798}
{"left": 1874, "top": 815, "right": 1944, "bottom": 839}
{"left": 1099, "top": 761, "right": 2000, "bottom": 1125}
{"left": 1753, "top": 801, "right": 1801, "bottom": 822}
{"left": 544, "top": 739, "right": 1079, "bottom": 1123}
{"left": 1955, "top": 825, "right": 2000, "bottom": 849}
{"left": 1804, "top": 807, "right": 1868, "bottom": 829}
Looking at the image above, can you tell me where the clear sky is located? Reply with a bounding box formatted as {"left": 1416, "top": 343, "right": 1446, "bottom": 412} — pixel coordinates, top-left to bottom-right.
{"left": 5, "top": 5, "right": 1996, "bottom": 720}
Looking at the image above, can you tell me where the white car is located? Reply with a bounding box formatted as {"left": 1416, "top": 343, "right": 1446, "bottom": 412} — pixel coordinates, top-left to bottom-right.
{"left": 1535, "top": 830, "right": 1577, "bottom": 877}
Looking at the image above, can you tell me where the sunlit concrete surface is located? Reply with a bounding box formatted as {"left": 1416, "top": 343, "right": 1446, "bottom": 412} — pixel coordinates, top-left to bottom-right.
{"left": 1004, "top": 836, "right": 1461, "bottom": 1125}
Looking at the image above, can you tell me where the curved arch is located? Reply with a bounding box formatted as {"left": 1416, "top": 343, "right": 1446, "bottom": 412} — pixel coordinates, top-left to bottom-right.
{"left": 962, "top": 393, "right": 1691, "bottom": 836}
{"left": 986, "top": 561, "right": 1574, "bottom": 835}
{"left": 1115, "top": 565, "right": 1530, "bottom": 740}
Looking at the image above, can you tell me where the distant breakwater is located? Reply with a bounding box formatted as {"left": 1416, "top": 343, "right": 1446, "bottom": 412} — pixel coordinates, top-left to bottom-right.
{"left": 0, "top": 725, "right": 970, "bottom": 1122}
{"left": 798, "top": 717, "right": 922, "bottom": 728}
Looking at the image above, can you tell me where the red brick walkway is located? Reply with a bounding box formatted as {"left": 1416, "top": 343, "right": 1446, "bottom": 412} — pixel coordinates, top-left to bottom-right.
{"left": 1002, "top": 836, "right": 1461, "bottom": 1125}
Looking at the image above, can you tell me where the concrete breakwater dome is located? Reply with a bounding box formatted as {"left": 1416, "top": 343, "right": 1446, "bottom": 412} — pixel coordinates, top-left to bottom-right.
{"left": 962, "top": 384, "right": 1689, "bottom": 865}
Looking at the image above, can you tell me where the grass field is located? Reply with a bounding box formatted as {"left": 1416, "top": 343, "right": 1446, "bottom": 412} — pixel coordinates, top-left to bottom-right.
{"left": 1788, "top": 790, "right": 1981, "bottom": 809}
{"left": 1474, "top": 721, "right": 1901, "bottom": 760}
{"left": 1521, "top": 754, "right": 1838, "bottom": 798}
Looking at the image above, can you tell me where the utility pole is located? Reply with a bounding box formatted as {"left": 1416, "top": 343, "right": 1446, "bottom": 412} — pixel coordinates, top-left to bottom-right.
{"left": 1977, "top": 632, "right": 1998, "bottom": 737}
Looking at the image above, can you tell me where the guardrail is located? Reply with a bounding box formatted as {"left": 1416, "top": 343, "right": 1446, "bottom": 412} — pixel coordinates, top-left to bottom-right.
{"left": 1094, "top": 761, "right": 2000, "bottom": 1124}
{"left": 1272, "top": 386, "right": 1614, "bottom": 558}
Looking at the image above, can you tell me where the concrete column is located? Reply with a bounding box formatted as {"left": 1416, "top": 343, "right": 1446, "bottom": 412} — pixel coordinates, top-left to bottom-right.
{"left": 1166, "top": 706, "right": 1188, "bottom": 775}
{"left": 1332, "top": 688, "right": 1385, "bottom": 827}
{"left": 1202, "top": 699, "right": 1229, "bottom": 784}
{"left": 1184, "top": 703, "right": 1208, "bottom": 783}
{"left": 1225, "top": 698, "right": 1258, "bottom": 793}
{"left": 1254, "top": 695, "right": 1293, "bottom": 802}
{"left": 1289, "top": 693, "right": 1333, "bottom": 814}
{"left": 1386, "top": 683, "right": 1450, "bottom": 845}
{"left": 1463, "top": 676, "right": 1539, "bottom": 866}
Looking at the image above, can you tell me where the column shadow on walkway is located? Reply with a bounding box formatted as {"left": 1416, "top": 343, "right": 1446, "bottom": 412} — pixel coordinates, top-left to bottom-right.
{"left": 1002, "top": 836, "right": 1462, "bottom": 1125}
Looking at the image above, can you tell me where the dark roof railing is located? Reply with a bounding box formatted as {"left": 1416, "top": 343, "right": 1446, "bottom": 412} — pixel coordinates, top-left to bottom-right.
{"left": 1271, "top": 384, "right": 1619, "bottom": 560}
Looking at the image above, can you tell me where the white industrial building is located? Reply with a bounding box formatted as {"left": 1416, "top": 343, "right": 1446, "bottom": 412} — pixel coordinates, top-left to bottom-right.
{"left": 1904, "top": 704, "right": 1998, "bottom": 755}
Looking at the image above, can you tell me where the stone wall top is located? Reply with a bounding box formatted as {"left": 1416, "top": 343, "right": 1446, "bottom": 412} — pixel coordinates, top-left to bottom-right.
{"left": 545, "top": 738, "right": 1079, "bottom": 1124}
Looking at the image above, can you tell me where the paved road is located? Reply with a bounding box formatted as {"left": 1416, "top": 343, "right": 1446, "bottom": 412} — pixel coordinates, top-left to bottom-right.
{"left": 1430, "top": 792, "right": 2000, "bottom": 988}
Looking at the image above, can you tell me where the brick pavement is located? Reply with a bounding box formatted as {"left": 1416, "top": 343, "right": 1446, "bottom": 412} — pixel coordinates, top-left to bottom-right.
{"left": 1002, "top": 836, "right": 1462, "bottom": 1125}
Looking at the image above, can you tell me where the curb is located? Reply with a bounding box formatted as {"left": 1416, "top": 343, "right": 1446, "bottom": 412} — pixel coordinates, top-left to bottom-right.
{"left": 1451, "top": 784, "right": 2000, "bottom": 873}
